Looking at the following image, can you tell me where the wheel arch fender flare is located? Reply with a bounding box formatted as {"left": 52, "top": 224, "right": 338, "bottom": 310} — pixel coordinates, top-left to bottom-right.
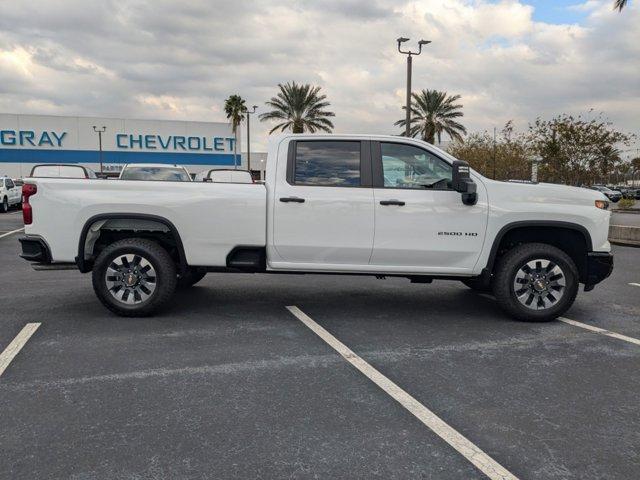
{"left": 76, "top": 213, "right": 188, "bottom": 273}
{"left": 484, "top": 220, "right": 593, "bottom": 274}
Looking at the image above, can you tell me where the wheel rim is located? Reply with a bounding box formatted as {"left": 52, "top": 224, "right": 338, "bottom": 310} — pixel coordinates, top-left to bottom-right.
{"left": 105, "top": 254, "right": 157, "bottom": 305}
{"left": 513, "top": 258, "right": 566, "bottom": 310}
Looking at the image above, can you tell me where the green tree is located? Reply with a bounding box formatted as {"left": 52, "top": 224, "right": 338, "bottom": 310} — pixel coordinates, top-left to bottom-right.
{"left": 527, "top": 114, "right": 633, "bottom": 185}
{"left": 394, "top": 89, "right": 466, "bottom": 144}
{"left": 259, "top": 82, "right": 335, "bottom": 134}
{"left": 224, "top": 94, "right": 246, "bottom": 167}
{"left": 597, "top": 145, "right": 621, "bottom": 184}
{"left": 614, "top": 0, "right": 627, "bottom": 11}
{"left": 631, "top": 157, "right": 640, "bottom": 185}
{"left": 447, "top": 121, "right": 530, "bottom": 180}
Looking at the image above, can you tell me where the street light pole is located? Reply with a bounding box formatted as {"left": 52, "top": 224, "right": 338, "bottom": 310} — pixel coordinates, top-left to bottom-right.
{"left": 246, "top": 105, "right": 258, "bottom": 175}
{"left": 92, "top": 126, "right": 106, "bottom": 175}
{"left": 397, "top": 37, "right": 431, "bottom": 137}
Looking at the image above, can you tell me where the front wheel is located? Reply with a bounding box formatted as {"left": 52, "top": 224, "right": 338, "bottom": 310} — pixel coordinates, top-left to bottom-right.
{"left": 92, "top": 238, "right": 177, "bottom": 317}
{"left": 493, "top": 243, "right": 579, "bottom": 322}
{"left": 1, "top": 197, "right": 7, "bottom": 213}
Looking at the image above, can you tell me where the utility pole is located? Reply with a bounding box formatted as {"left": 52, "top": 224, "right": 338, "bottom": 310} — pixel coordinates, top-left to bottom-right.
{"left": 92, "top": 126, "right": 106, "bottom": 175}
{"left": 397, "top": 37, "right": 431, "bottom": 137}
{"left": 492, "top": 126, "right": 497, "bottom": 179}
{"left": 246, "top": 105, "right": 258, "bottom": 175}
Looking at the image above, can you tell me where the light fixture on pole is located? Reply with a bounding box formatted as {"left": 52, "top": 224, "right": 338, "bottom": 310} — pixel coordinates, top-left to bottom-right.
{"left": 397, "top": 37, "right": 431, "bottom": 137}
{"left": 92, "top": 126, "right": 107, "bottom": 175}
{"left": 246, "top": 105, "right": 258, "bottom": 175}
{"left": 531, "top": 154, "right": 542, "bottom": 183}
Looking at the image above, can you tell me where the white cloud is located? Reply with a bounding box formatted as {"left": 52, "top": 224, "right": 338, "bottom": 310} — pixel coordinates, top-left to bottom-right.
{"left": 0, "top": 0, "right": 637, "bottom": 152}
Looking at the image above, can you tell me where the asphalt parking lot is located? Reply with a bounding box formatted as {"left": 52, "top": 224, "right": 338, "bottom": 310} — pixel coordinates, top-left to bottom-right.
{"left": 1, "top": 211, "right": 639, "bottom": 480}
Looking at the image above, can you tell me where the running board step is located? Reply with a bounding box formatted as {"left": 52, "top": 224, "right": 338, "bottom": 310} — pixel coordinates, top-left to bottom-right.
{"left": 31, "top": 263, "right": 77, "bottom": 271}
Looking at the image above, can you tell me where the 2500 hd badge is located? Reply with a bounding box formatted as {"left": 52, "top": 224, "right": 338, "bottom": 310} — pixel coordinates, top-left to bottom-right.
{"left": 438, "top": 231, "right": 479, "bottom": 237}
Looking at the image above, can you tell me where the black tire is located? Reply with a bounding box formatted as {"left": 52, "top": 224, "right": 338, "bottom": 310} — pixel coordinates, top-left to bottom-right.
{"left": 92, "top": 238, "right": 177, "bottom": 317}
{"left": 1, "top": 197, "right": 7, "bottom": 213}
{"left": 493, "top": 243, "right": 579, "bottom": 322}
{"left": 460, "top": 278, "right": 492, "bottom": 293}
{"left": 176, "top": 267, "right": 207, "bottom": 288}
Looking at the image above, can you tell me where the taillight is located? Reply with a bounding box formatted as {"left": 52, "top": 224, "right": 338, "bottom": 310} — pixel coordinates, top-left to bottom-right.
{"left": 22, "top": 183, "right": 37, "bottom": 225}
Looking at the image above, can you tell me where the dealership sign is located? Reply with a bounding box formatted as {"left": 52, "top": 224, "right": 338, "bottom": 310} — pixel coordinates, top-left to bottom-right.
{"left": 0, "top": 129, "right": 236, "bottom": 153}
{"left": 0, "top": 130, "right": 67, "bottom": 147}
{"left": 115, "top": 134, "right": 235, "bottom": 152}
{"left": 0, "top": 114, "right": 241, "bottom": 169}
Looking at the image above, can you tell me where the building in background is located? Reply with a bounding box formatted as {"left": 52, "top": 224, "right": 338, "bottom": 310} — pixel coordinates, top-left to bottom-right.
{"left": 0, "top": 113, "right": 241, "bottom": 178}
{"left": 242, "top": 151, "right": 267, "bottom": 180}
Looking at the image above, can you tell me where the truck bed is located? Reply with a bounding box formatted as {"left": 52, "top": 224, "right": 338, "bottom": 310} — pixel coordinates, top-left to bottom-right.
{"left": 25, "top": 178, "right": 267, "bottom": 266}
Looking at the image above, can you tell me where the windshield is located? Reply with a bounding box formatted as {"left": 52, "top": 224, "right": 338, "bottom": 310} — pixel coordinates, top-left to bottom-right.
{"left": 31, "top": 165, "right": 87, "bottom": 178}
{"left": 120, "top": 167, "right": 191, "bottom": 182}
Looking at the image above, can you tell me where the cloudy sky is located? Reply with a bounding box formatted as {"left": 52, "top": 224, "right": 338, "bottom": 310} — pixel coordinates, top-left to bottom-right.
{"left": 0, "top": 0, "right": 637, "bottom": 153}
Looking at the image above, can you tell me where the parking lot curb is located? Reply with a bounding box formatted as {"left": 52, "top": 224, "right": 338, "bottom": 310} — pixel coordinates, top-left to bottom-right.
{"left": 609, "top": 225, "right": 640, "bottom": 248}
{"left": 612, "top": 209, "right": 640, "bottom": 215}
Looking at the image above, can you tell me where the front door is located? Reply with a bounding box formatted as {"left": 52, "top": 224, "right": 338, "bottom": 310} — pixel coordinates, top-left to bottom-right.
{"left": 272, "top": 140, "right": 374, "bottom": 268}
{"left": 369, "top": 141, "right": 488, "bottom": 274}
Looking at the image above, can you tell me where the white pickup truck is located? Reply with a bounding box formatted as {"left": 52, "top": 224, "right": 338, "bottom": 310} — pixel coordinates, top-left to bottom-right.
{"left": 19, "top": 134, "right": 613, "bottom": 321}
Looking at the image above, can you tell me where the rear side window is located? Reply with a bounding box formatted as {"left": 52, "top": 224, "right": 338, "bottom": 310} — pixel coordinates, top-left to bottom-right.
{"left": 294, "top": 141, "right": 360, "bottom": 187}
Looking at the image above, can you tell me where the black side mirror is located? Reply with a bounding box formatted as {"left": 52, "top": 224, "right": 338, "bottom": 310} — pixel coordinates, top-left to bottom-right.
{"left": 451, "top": 161, "right": 478, "bottom": 206}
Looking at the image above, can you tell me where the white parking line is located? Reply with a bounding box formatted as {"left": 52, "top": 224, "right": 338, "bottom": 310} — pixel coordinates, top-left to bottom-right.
{"left": 629, "top": 283, "right": 640, "bottom": 288}
{"left": 559, "top": 318, "right": 640, "bottom": 346}
{"left": 0, "top": 323, "right": 41, "bottom": 377}
{"left": 0, "top": 227, "right": 24, "bottom": 239}
{"left": 286, "top": 305, "right": 518, "bottom": 480}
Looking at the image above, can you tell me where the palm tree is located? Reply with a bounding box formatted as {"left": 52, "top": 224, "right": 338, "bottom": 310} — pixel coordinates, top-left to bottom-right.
{"left": 614, "top": 0, "right": 627, "bottom": 11}
{"left": 259, "top": 81, "right": 335, "bottom": 134}
{"left": 224, "top": 94, "right": 246, "bottom": 168}
{"left": 395, "top": 89, "right": 467, "bottom": 144}
{"left": 598, "top": 145, "right": 621, "bottom": 184}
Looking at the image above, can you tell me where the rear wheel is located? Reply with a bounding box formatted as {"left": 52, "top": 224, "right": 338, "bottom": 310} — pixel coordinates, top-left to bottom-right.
{"left": 493, "top": 243, "right": 579, "bottom": 322}
{"left": 1, "top": 197, "right": 7, "bottom": 213}
{"left": 177, "top": 267, "right": 207, "bottom": 288}
{"left": 92, "top": 238, "right": 177, "bottom": 317}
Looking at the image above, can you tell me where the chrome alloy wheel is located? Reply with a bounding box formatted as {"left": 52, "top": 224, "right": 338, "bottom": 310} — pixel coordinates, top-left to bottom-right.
{"left": 513, "top": 259, "right": 566, "bottom": 310}
{"left": 105, "top": 254, "right": 157, "bottom": 305}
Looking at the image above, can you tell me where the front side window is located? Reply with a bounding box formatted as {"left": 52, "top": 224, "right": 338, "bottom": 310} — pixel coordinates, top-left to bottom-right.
{"left": 294, "top": 141, "right": 360, "bottom": 187}
{"left": 380, "top": 143, "right": 452, "bottom": 190}
{"left": 6, "top": 179, "right": 15, "bottom": 188}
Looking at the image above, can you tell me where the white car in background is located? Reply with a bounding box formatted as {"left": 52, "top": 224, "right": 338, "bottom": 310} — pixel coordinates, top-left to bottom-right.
{"left": 195, "top": 168, "right": 254, "bottom": 183}
{"left": 119, "top": 164, "right": 192, "bottom": 182}
{"left": 0, "top": 176, "right": 22, "bottom": 212}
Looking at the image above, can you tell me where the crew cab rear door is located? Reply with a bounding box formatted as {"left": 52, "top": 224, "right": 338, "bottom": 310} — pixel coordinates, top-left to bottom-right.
{"left": 271, "top": 139, "right": 374, "bottom": 267}
{"left": 369, "top": 140, "right": 488, "bottom": 273}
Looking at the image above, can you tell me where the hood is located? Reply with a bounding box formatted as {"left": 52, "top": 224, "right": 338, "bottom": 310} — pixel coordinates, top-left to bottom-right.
{"left": 484, "top": 179, "right": 607, "bottom": 206}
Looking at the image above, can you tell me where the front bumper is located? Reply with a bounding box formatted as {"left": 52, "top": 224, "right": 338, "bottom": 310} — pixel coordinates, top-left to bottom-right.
{"left": 584, "top": 252, "right": 613, "bottom": 290}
